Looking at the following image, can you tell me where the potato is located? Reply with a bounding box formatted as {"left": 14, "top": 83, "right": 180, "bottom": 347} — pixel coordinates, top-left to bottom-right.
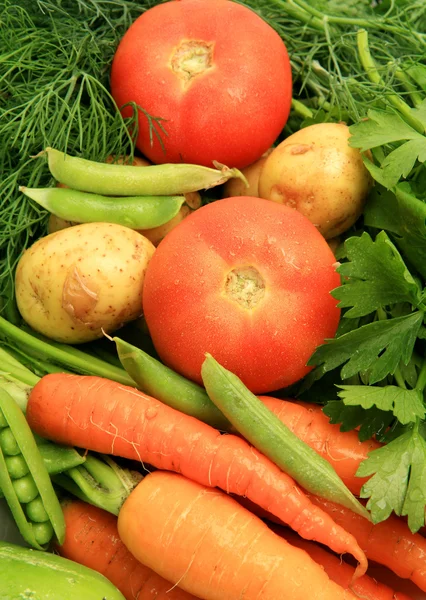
{"left": 222, "top": 149, "right": 272, "bottom": 198}
{"left": 258, "top": 122, "right": 372, "bottom": 239}
{"left": 137, "top": 191, "right": 202, "bottom": 246}
{"left": 15, "top": 222, "right": 155, "bottom": 344}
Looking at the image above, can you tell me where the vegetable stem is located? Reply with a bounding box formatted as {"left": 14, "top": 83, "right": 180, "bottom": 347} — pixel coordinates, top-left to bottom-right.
{"left": 0, "top": 317, "right": 135, "bottom": 386}
{"left": 390, "top": 65, "right": 424, "bottom": 108}
{"left": 415, "top": 358, "right": 426, "bottom": 394}
{"left": 357, "top": 30, "right": 425, "bottom": 134}
{"left": 291, "top": 98, "right": 314, "bottom": 119}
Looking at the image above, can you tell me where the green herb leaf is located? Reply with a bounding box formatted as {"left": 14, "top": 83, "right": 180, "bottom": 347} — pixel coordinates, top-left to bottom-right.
{"left": 323, "top": 401, "right": 394, "bottom": 441}
{"left": 308, "top": 312, "right": 424, "bottom": 384}
{"left": 357, "top": 427, "right": 426, "bottom": 532}
{"left": 337, "top": 385, "right": 425, "bottom": 424}
{"left": 334, "top": 231, "right": 421, "bottom": 317}
{"left": 349, "top": 110, "right": 422, "bottom": 151}
{"left": 381, "top": 138, "right": 426, "bottom": 188}
{"left": 349, "top": 110, "right": 426, "bottom": 188}
{"left": 364, "top": 185, "right": 426, "bottom": 280}
{"left": 412, "top": 99, "right": 426, "bottom": 128}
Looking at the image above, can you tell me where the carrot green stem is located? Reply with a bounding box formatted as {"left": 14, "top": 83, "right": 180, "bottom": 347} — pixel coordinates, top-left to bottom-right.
{"left": 52, "top": 454, "right": 142, "bottom": 516}
{"left": 0, "top": 347, "right": 40, "bottom": 388}
{"left": 114, "top": 337, "right": 231, "bottom": 431}
{"left": 201, "top": 354, "right": 371, "bottom": 520}
{"left": 0, "top": 317, "right": 135, "bottom": 386}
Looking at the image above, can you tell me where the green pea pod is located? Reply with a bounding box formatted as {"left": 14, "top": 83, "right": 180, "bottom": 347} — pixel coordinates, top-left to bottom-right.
{"left": 0, "top": 541, "right": 125, "bottom": 599}
{"left": 38, "top": 442, "right": 86, "bottom": 475}
{"left": 43, "top": 147, "right": 248, "bottom": 195}
{"left": 20, "top": 186, "right": 186, "bottom": 230}
{"left": 0, "top": 387, "right": 65, "bottom": 546}
{"left": 201, "top": 354, "right": 371, "bottom": 520}
{"left": 0, "top": 444, "right": 42, "bottom": 549}
{"left": 114, "top": 336, "right": 231, "bottom": 431}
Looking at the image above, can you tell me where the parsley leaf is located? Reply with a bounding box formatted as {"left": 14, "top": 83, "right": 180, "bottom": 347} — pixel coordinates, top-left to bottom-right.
{"left": 337, "top": 385, "right": 425, "bottom": 425}
{"left": 349, "top": 110, "right": 421, "bottom": 150}
{"left": 308, "top": 312, "right": 424, "bottom": 384}
{"left": 349, "top": 109, "right": 426, "bottom": 189}
{"left": 357, "top": 427, "right": 426, "bottom": 532}
{"left": 381, "top": 138, "right": 426, "bottom": 188}
{"left": 323, "top": 401, "right": 394, "bottom": 441}
{"left": 364, "top": 184, "right": 426, "bottom": 281}
{"left": 334, "top": 232, "right": 422, "bottom": 318}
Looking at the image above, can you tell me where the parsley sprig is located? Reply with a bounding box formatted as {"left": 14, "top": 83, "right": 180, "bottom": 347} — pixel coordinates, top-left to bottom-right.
{"left": 307, "top": 229, "right": 426, "bottom": 531}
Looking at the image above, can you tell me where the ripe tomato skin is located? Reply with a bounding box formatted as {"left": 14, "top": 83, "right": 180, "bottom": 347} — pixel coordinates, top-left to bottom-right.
{"left": 110, "top": 0, "right": 292, "bottom": 169}
{"left": 142, "top": 197, "right": 341, "bottom": 394}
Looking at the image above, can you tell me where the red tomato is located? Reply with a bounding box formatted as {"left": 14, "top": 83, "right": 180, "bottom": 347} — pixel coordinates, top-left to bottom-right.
{"left": 142, "top": 197, "right": 341, "bottom": 394}
{"left": 110, "top": 0, "right": 292, "bottom": 169}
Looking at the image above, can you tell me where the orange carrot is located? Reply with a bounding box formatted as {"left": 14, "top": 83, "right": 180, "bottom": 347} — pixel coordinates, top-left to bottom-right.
{"left": 260, "top": 396, "right": 381, "bottom": 496}
{"left": 58, "top": 499, "right": 197, "bottom": 600}
{"left": 309, "top": 494, "right": 426, "bottom": 592}
{"left": 26, "top": 373, "right": 368, "bottom": 579}
{"left": 117, "top": 470, "right": 358, "bottom": 600}
{"left": 271, "top": 525, "right": 414, "bottom": 600}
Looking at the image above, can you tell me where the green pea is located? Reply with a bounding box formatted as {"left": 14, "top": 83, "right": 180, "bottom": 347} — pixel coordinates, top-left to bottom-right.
{"left": 44, "top": 147, "right": 247, "bottom": 196}
{"left": 12, "top": 474, "right": 39, "bottom": 503}
{"left": 201, "top": 353, "right": 371, "bottom": 521}
{"left": 20, "top": 186, "right": 187, "bottom": 230}
{"left": 32, "top": 520, "right": 54, "bottom": 546}
{"left": 5, "top": 454, "right": 29, "bottom": 479}
{"left": 0, "top": 408, "right": 7, "bottom": 429}
{"left": 0, "top": 386, "right": 65, "bottom": 545}
{"left": 0, "top": 427, "right": 20, "bottom": 456}
{"left": 26, "top": 496, "right": 49, "bottom": 523}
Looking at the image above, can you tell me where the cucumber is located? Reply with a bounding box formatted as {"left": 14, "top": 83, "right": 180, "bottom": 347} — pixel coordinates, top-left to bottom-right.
{"left": 0, "top": 541, "right": 126, "bottom": 599}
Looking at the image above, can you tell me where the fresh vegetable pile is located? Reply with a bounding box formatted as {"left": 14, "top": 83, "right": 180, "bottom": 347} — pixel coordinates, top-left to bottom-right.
{"left": 1, "top": 0, "right": 426, "bottom": 598}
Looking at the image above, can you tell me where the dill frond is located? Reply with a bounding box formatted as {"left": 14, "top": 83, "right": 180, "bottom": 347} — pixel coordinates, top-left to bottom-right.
{"left": 0, "top": 0, "right": 162, "bottom": 301}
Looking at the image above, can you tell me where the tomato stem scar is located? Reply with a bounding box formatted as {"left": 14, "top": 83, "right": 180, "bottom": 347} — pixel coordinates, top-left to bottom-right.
{"left": 225, "top": 266, "right": 265, "bottom": 309}
{"left": 170, "top": 40, "right": 214, "bottom": 83}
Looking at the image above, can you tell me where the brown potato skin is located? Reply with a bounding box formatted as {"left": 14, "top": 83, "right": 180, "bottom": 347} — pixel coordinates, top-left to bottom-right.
{"left": 15, "top": 222, "right": 155, "bottom": 344}
{"left": 258, "top": 123, "right": 372, "bottom": 239}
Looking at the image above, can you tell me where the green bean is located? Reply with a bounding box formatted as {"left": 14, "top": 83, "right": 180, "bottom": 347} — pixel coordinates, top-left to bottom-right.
{"left": 43, "top": 147, "right": 248, "bottom": 196}
{"left": 20, "top": 186, "right": 187, "bottom": 230}
{"left": 201, "top": 354, "right": 371, "bottom": 520}
{"left": 32, "top": 521, "right": 54, "bottom": 546}
{"left": 114, "top": 336, "right": 231, "bottom": 431}
{"left": 0, "top": 427, "right": 20, "bottom": 456}
{"left": 0, "top": 387, "right": 65, "bottom": 545}
{"left": 12, "top": 474, "right": 38, "bottom": 503}
{"left": 0, "top": 408, "right": 7, "bottom": 429}
{"left": 5, "top": 455, "right": 29, "bottom": 479}
{"left": 26, "top": 497, "right": 49, "bottom": 523}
